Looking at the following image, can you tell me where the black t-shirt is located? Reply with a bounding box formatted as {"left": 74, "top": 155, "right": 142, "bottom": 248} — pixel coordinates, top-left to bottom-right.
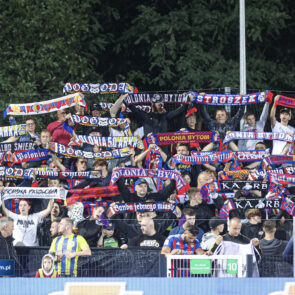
{"left": 128, "top": 232, "right": 166, "bottom": 247}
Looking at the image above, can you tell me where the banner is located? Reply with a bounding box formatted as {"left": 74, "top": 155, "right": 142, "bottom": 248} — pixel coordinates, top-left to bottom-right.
{"left": 48, "top": 142, "right": 132, "bottom": 159}
{"left": 74, "top": 135, "right": 144, "bottom": 149}
{"left": 110, "top": 168, "right": 190, "bottom": 194}
{"left": 223, "top": 131, "right": 293, "bottom": 144}
{"left": 106, "top": 202, "right": 182, "bottom": 218}
{"left": 124, "top": 93, "right": 189, "bottom": 105}
{"left": 188, "top": 90, "right": 273, "bottom": 106}
{"left": 0, "top": 141, "right": 36, "bottom": 152}
{"left": 219, "top": 180, "right": 269, "bottom": 192}
{"left": 145, "top": 131, "right": 216, "bottom": 147}
{"left": 0, "top": 187, "right": 67, "bottom": 201}
{"left": 276, "top": 95, "right": 295, "bottom": 108}
{"left": 63, "top": 82, "right": 138, "bottom": 94}
{"left": 0, "top": 124, "right": 26, "bottom": 137}
{"left": 3, "top": 93, "right": 86, "bottom": 117}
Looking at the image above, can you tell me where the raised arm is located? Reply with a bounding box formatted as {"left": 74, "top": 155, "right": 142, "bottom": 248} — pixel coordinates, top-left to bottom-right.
{"left": 40, "top": 199, "right": 54, "bottom": 219}
{"left": 110, "top": 94, "right": 129, "bottom": 118}
{"left": 270, "top": 95, "right": 279, "bottom": 129}
{"left": 258, "top": 102, "right": 270, "bottom": 128}
{"left": 50, "top": 153, "right": 66, "bottom": 172}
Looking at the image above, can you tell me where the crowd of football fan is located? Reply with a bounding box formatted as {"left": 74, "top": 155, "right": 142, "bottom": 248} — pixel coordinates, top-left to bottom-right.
{"left": 0, "top": 91, "right": 294, "bottom": 277}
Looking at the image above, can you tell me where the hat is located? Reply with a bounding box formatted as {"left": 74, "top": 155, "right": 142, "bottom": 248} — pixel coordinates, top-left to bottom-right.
{"left": 103, "top": 222, "right": 115, "bottom": 230}
{"left": 209, "top": 216, "right": 226, "bottom": 229}
{"left": 90, "top": 103, "right": 103, "bottom": 112}
{"left": 86, "top": 127, "right": 103, "bottom": 136}
{"left": 134, "top": 178, "right": 148, "bottom": 187}
{"left": 280, "top": 108, "right": 291, "bottom": 115}
{"left": 151, "top": 94, "right": 164, "bottom": 103}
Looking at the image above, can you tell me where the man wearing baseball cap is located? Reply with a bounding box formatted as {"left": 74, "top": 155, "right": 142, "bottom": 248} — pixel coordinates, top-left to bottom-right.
{"left": 270, "top": 95, "right": 295, "bottom": 154}
{"left": 201, "top": 216, "right": 226, "bottom": 251}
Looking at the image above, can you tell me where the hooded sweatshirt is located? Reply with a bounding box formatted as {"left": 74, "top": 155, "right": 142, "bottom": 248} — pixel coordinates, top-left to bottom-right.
{"left": 35, "top": 254, "right": 59, "bottom": 278}
{"left": 259, "top": 238, "right": 287, "bottom": 256}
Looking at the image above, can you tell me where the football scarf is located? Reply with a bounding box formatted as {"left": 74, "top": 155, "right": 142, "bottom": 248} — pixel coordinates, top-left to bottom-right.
{"left": 96, "top": 102, "right": 152, "bottom": 113}
{"left": 110, "top": 167, "right": 190, "bottom": 194}
{"left": 219, "top": 199, "right": 236, "bottom": 219}
{"left": 0, "top": 167, "right": 34, "bottom": 179}
{"left": 3, "top": 93, "right": 86, "bottom": 117}
{"left": 223, "top": 131, "right": 293, "bottom": 144}
{"left": 268, "top": 172, "right": 295, "bottom": 186}
{"left": 219, "top": 180, "right": 269, "bottom": 192}
{"left": 275, "top": 95, "right": 295, "bottom": 108}
{"left": 124, "top": 93, "right": 189, "bottom": 105}
{"left": 280, "top": 196, "right": 295, "bottom": 216}
{"left": 63, "top": 82, "right": 138, "bottom": 95}
{"left": 74, "top": 135, "right": 144, "bottom": 149}
{"left": 219, "top": 170, "right": 250, "bottom": 180}
{"left": 3, "top": 149, "right": 51, "bottom": 164}
{"left": 263, "top": 155, "right": 295, "bottom": 167}
{"left": 188, "top": 90, "right": 273, "bottom": 105}
{"left": 68, "top": 115, "right": 132, "bottom": 135}
{"left": 145, "top": 131, "right": 216, "bottom": 147}
{"left": 48, "top": 142, "right": 132, "bottom": 159}
{"left": 0, "top": 124, "right": 26, "bottom": 137}
{"left": 105, "top": 202, "right": 182, "bottom": 219}
{"left": 0, "top": 187, "right": 67, "bottom": 201}
{"left": 0, "top": 141, "right": 36, "bottom": 152}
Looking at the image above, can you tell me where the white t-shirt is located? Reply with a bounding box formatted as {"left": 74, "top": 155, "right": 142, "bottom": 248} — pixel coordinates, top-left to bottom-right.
{"left": 9, "top": 211, "right": 43, "bottom": 246}
{"left": 272, "top": 122, "right": 295, "bottom": 155}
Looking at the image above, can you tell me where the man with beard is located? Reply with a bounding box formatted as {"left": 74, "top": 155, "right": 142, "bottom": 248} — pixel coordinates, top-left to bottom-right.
{"left": 161, "top": 225, "right": 204, "bottom": 256}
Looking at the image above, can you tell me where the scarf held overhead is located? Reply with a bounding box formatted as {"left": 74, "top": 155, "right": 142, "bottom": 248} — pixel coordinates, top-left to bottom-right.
{"left": 146, "top": 131, "right": 217, "bottom": 147}
{"left": 63, "top": 82, "right": 138, "bottom": 95}
{"left": 2, "top": 148, "right": 50, "bottom": 164}
{"left": 124, "top": 93, "right": 189, "bottom": 105}
{"left": 48, "top": 142, "right": 132, "bottom": 159}
{"left": 3, "top": 93, "right": 86, "bottom": 117}
{"left": 0, "top": 141, "right": 35, "bottom": 152}
{"left": 275, "top": 95, "right": 295, "bottom": 109}
{"left": 188, "top": 91, "right": 273, "bottom": 106}
{"left": 0, "top": 187, "right": 67, "bottom": 201}
{"left": 0, "top": 124, "right": 26, "bottom": 137}
{"left": 223, "top": 131, "right": 294, "bottom": 144}
{"left": 110, "top": 167, "right": 190, "bottom": 194}
{"left": 106, "top": 202, "right": 182, "bottom": 219}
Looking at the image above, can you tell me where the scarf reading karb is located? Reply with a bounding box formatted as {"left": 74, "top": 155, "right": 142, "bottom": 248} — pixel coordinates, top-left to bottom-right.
{"left": 0, "top": 187, "right": 67, "bottom": 201}
{"left": 110, "top": 167, "right": 190, "bottom": 194}
{"left": 145, "top": 131, "right": 216, "bottom": 147}
{"left": 106, "top": 202, "right": 182, "bottom": 218}
{"left": 275, "top": 95, "right": 295, "bottom": 109}
{"left": 0, "top": 124, "right": 26, "bottom": 137}
{"left": 124, "top": 93, "right": 189, "bottom": 105}
{"left": 74, "top": 135, "right": 144, "bottom": 150}
{"left": 3, "top": 93, "right": 86, "bottom": 118}
{"left": 3, "top": 149, "right": 50, "bottom": 164}
{"left": 48, "top": 142, "right": 132, "bottom": 159}
{"left": 0, "top": 141, "right": 35, "bottom": 152}
{"left": 223, "top": 131, "right": 293, "bottom": 144}
{"left": 63, "top": 82, "right": 138, "bottom": 95}
{"left": 188, "top": 91, "right": 273, "bottom": 106}
{"left": 219, "top": 180, "right": 269, "bottom": 192}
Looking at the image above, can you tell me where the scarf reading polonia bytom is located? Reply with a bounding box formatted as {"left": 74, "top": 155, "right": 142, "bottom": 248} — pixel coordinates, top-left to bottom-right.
{"left": 105, "top": 202, "right": 182, "bottom": 219}
{"left": 2, "top": 149, "right": 51, "bottom": 164}
{"left": 187, "top": 90, "right": 273, "bottom": 105}
{"left": 0, "top": 124, "right": 26, "bottom": 137}
{"left": 48, "top": 142, "right": 132, "bottom": 159}
{"left": 0, "top": 141, "right": 36, "bottom": 152}
{"left": 123, "top": 93, "right": 190, "bottom": 105}
{"left": 191, "top": 149, "right": 270, "bottom": 163}
{"left": 3, "top": 93, "right": 86, "bottom": 118}
{"left": 0, "top": 187, "right": 67, "bottom": 201}
{"left": 110, "top": 167, "right": 190, "bottom": 194}
{"left": 68, "top": 115, "right": 132, "bottom": 136}
{"left": 275, "top": 94, "right": 295, "bottom": 108}
{"left": 74, "top": 135, "right": 144, "bottom": 150}
{"left": 223, "top": 131, "right": 294, "bottom": 144}
{"left": 145, "top": 131, "right": 217, "bottom": 147}
{"left": 63, "top": 82, "right": 138, "bottom": 95}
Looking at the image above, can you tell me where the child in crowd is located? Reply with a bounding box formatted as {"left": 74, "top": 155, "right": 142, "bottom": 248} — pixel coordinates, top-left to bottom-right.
{"left": 35, "top": 254, "right": 59, "bottom": 278}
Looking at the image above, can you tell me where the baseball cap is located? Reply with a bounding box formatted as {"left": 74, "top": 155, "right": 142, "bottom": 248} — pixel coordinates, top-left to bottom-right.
{"left": 280, "top": 108, "right": 291, "bottom": 115}
{"left": 103, "top": 222, "right": 115, "bottom": 230}
{"left": 134, "top": 178, "right": 148, "bottom": 187}
{"left": 90, "top": 103, "right": 103, "bottom": 112}
{"left": 209, "top": 216, "right": 226, "bottom": 229}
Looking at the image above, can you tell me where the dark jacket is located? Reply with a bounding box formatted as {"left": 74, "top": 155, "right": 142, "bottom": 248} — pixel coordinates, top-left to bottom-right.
{"left": 116, "top": 178, "right": 176, "bottom": 203}
{"left": 199, "top": 105, "right": 245, "bottom": 140}
{"left": 259, "top": 238, "right": 287, "bottom": 256}
{"left": 241, "top": 222, "right": 264, "bottom": 240}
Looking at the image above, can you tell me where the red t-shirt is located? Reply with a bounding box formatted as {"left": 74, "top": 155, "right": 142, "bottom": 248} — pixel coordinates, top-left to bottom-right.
{"left": 47, "top": 121, "right": 71, "bottom": 146}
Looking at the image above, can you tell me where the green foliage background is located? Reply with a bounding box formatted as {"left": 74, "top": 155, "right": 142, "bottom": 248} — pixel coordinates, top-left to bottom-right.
{"left": 0, "top": 0, "right": 294, "bottom": 127}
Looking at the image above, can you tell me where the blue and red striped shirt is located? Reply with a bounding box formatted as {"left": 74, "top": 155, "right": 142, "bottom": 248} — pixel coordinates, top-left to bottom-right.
{"left": 163, "top": 234, "right": 200, "bottom": 255}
